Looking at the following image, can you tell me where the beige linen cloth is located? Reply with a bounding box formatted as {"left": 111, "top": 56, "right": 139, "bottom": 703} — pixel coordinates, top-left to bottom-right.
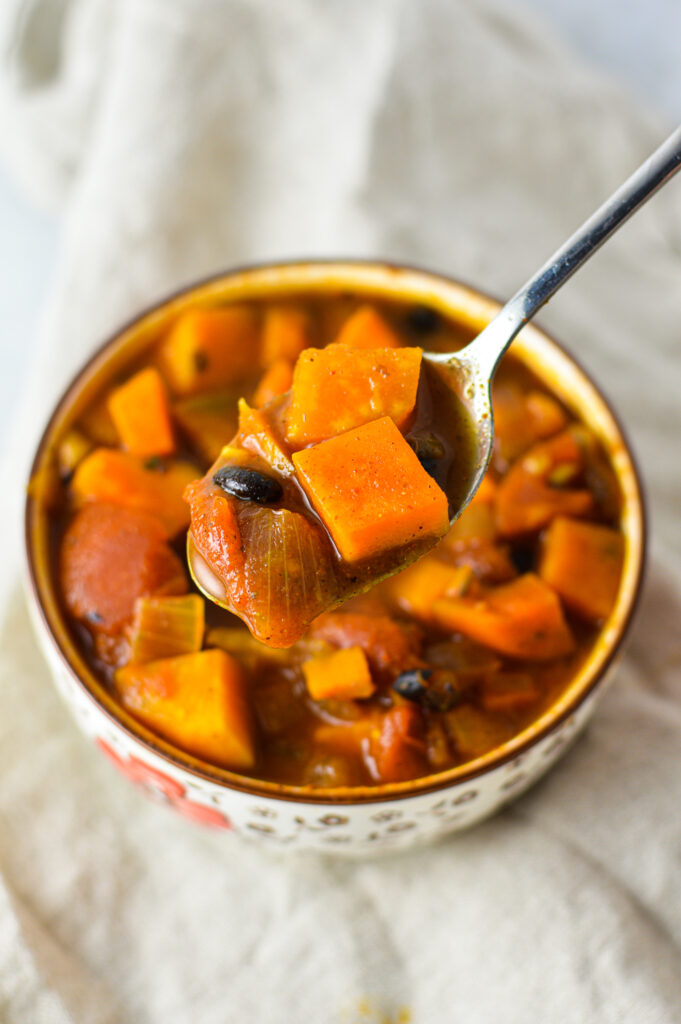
{"left": 1, "top": 1, "right": 681, "bottom": 1021}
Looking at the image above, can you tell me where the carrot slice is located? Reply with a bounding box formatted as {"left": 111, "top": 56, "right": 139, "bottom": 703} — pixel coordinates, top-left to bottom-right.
{"left": 261, "top": 306, "right": 311, "bottom": 365}
{"left": 293, "top": 416, "right": 449, "bottom": 563}
{"left": 433, "top": 573, "right": 575, "bottom": 660}
{"left": 303, "top": 646, "right": 375, "bottom": 701}
{"left": 495, "top": 430, "right": 593, "bottom": 536}
{"left": 286, "top": 346, "right": 422, "bottom": 447}
{"left": 539, "top": 516, "right": 624, "bottom": 623}
{"left": 61, "top": 504, "right": 187, "bottom": 637}
{"left": 108, "top": 367, "right": 175, "bottom": 457}
{"left": 71, "top": 448, "right": 198, "bottom": 537}
{"left": 254, "top": 358, "right": 294, "bottom": 407}
{"left": 158, "top": 307, "right": 259, "bottom": 395}
{"left": 115, "top": 649, "right": 255, "bottom": 769}
{"left": 334, "top": 305, "right": 402, "bottom": 350}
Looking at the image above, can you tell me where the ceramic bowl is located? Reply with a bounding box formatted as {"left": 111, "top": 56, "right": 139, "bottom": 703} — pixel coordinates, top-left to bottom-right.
{"left": 24, "top": 261, "right": 645, "bottom": 854}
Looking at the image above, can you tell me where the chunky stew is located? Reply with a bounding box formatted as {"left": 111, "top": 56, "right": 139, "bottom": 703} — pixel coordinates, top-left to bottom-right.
{"left": 46, "top": 291, "right": 625, "bottom": 787}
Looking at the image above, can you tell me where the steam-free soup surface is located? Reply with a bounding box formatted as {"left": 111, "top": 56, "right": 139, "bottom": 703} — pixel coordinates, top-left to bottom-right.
{"left": 45, "top": 290, "right": 624, "bottom": 787}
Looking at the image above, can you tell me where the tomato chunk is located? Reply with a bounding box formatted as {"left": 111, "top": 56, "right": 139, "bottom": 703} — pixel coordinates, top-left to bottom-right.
{"left": 61, "top": 504, "right": 187, "bottom": 635}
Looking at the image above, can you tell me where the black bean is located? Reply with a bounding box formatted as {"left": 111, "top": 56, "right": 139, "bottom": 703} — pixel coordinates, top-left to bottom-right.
{"left": 213, "top": 465, "right": 283, "bottom": 505}
{"left": 405, "top": 305, "right": 441, "bottom": 336}
{"left": 393, "top": 669, "right": 432, "bottom": 703}
{"left": 394, "top": 668, "right": 463, "bottom": 712}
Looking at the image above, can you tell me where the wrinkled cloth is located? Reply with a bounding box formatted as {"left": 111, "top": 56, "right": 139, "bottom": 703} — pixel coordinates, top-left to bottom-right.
{"left": 1, "top": 1, "right": 681, "bottom": 1022}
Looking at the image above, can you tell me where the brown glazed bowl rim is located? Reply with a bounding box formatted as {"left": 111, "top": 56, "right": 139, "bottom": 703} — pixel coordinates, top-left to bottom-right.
{"left": 24, "top": 259, "right": 646, "bottom": 805}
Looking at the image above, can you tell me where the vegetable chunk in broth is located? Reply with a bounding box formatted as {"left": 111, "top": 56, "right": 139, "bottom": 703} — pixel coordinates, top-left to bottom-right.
{"left": 44, "top": 288, "right": 624, "bottom": 788}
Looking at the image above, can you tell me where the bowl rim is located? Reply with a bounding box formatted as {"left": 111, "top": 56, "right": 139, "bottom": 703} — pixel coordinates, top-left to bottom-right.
{"left": 24, "top": 258, "right": 647, "bottom": 805}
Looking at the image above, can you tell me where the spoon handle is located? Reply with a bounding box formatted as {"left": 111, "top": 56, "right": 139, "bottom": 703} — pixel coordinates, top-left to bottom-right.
{"left": 463, "top": 124, "right": 681, "bottom": 377}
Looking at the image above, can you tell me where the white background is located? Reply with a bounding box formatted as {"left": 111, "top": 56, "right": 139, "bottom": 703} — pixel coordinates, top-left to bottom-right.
{"left": 1, "top": 0, "right": 680, "bottom": 437}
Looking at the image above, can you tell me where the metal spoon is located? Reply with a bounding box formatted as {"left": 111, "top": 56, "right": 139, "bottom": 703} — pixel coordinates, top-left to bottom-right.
{"left": 188, "top": 126, "right": 681, "bottom": 618}
{"left": 426, "top": 124, "right": 681, "bottom": 517}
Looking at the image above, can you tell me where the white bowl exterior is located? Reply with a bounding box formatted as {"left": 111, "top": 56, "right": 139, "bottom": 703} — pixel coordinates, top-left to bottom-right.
{"left": 27, "top": 581, "right": 609, "bottom": 854}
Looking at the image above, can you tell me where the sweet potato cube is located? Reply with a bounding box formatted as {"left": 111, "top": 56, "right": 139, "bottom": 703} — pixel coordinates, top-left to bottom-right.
{"left": 286, "top": 346, "right": 422, "bottom": 447}
{"left": 495, "top": 430, "right": 593, "bottom": 536}
{"left": 71, "top": 448, "right": 198, "bottom": 537}
{"left": 253, "top": 358, "right": 294, "bottom": 408}
{"left": 108, "top": 367, "right": 176, "bottom": 457}
{"left": 303, "top": 646, "right": 375, "bottom": 701}
{"left": 539, "top": 516, "right": 624, "bottom": 623}
{"left": 238, "top": 399, "right": 294, "bottom": 476}
{"left": 158, "top": 306, "right": 259, "bottom": 395}
{"left": 261, "top": 306, "right": 311, "bottom": 365}
{"left": 293, "top": 417, "right": 450, "bottom": 563}
{"left": 115, "top": 649, "right": 255, "bottom": 769}
{"left": 389, "top": 556, "right": 472, "bottom": 620}
{"left": 334, "top": 305, "right": 402, "bottom": 350}
{"left": 173, "top": 391, "right": 238, "bottom": 464}
{"left": 480, "top": 672, "right": 540, "bottom": 713}
{"left": 433, "top": 573, "right": 574, "bottom": 661}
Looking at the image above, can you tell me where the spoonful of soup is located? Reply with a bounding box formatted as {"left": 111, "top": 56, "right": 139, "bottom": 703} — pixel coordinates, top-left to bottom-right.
{"left": 187, "top": 125, "right": 681, "bottom": 646}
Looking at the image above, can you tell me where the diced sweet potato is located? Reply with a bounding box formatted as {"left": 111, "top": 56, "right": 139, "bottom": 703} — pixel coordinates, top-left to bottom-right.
{"left": 61, "top": 504, "right": 187, "bottom": 636}
{"left": 312, "top": 721, "right": 377, "bottom": 758}
{"left": 173, "top": 392, "right": 238, "bottom": 464}
{"left": 444, "top": 705, "right": 515, "bottom": 760}
{"left": 493, "top": 383, "right": 567, "bottom": 464}
{"left": 254, "top": 358, "right": 294, "bottom": 408}
{"left": 371, "top": 705, "right": 428, "bottom": 783}
{"left": 128, "top": 594, "right": 205, "bottom": 663}
{"left": 433, "top": 573, "right": 574, "bottom": 661}
{"left": 303, "top": 646, "right": 375, "bottom": 701}
{"left": 72, "top": 448, "right": 198, "bottom": 537}
{"left": 334, "top": 305, "right": 402, "bottom": 350}
{"left": 310, "top": 611, "right": 423, "bottom": 679}
{"left": 108, "top": 367, "right": 176, "bottom": 457}
{"left": 293, "top": 416, "right": 449, "bottom": 563}
{"left": 441, "top": 500, "right": 497, "bottom": 547}
{"left": 436, "top": 489, "right": 516, "bottom": 585}
{"left": 495, "top": 430, "right": 593, "bottom": 536}
{"left": 115, "top": 649, "right": 255, "bottom": 769}
{"left": 237, "top": 398, "right": 294, "bottom": 475}
{"left": 286, "top": 346, "right": 422, "bottom": 447}
{"left": 480, "top": 672, "right": 540, "bottom": 712}
{"left": 79, "top": 400, "right": 119, "bottom": 446}
{"left": 261, "top": 306, "right": 311, "bottom": 365}
{"left": 158, "top": 307, "right": 259, "bottom": 395}
{"left": 388, "top": 556, "right": 473, "bottom": 620}
{"left": 539, "top": 516, "right": 624, "bottom": 623}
